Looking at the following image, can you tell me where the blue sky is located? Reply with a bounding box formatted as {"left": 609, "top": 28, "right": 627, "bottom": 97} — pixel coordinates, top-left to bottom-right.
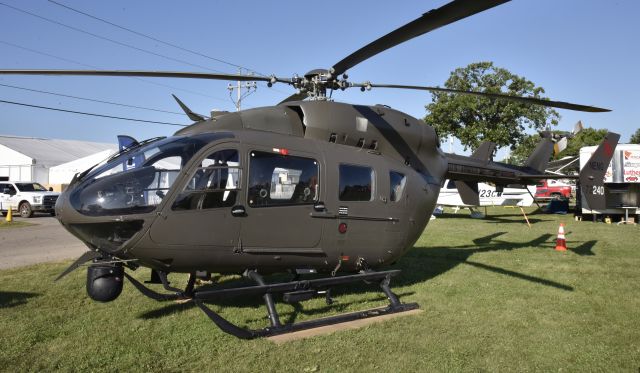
{"left": 0, "top": 0, "right": 638, "bottom": 155}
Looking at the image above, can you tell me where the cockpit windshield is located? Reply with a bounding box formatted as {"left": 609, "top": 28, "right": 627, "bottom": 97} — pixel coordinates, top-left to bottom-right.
{"left": 70, "top": 133, "right": 232, "bottom": 216}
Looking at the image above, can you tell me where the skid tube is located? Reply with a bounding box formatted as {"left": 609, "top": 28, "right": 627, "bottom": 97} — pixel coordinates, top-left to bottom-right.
{"left": 125, "top": 269, "right": 418, "bottom": 339}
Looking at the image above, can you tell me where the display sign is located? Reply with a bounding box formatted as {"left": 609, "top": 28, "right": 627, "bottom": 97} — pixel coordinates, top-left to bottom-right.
{"left": 580, "top": 146, "right": 617, "bottom": 183}
{"left": 622, "top": 150, "right": 640, "bottom": 183}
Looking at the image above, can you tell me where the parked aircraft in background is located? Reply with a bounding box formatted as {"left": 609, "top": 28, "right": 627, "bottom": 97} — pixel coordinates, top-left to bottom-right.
{"left": 436, "top": 179, "right": 535, "bottom": 218}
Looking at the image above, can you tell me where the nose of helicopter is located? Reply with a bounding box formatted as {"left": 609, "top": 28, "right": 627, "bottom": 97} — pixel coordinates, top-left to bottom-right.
{"left": 53, "top": 185, "right": 145, "bottom": 255}
{"left": 54, "top": 190, "right": 67, "bottom": 220}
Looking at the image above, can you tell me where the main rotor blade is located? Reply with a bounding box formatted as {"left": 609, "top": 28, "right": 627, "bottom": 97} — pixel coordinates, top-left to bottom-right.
{"left": 367, "top": 83, "right": 611, "bottom": 113}
{"left": 0, "top": 69, "right": 290, "bottom": 83}
{"left": 331, "top": 0, "right": 510, "bottom": 76}
{"left": 278, "top": 92, "right": 307, "bottom": 105}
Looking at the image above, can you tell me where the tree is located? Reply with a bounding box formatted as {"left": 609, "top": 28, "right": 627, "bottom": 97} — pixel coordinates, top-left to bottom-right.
{"left": 425, "top": 62, "right": 560, "bottom": 152}
{"left": 506, "top": 127, "right": 609, "bottom": 167}
{"left": 630, "top": 128, "right": 640, "bottom": 144}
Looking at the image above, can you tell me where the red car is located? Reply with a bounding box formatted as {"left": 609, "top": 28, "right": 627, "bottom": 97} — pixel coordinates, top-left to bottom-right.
{"left": 535, "top": 179, "right": 572, "bottom": 200}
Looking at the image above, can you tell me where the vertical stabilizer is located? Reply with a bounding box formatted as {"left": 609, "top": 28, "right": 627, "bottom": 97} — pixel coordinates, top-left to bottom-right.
{"left": 579, "top": 132, "right": 620, "bottom": 210}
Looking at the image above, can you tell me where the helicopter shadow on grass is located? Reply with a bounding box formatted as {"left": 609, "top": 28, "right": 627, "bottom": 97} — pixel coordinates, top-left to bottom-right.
{"left": 393, "top": 231, "right": 598, "bottom": 291}
{"left": 483, "top": 216, "right": 552, "bottom": 224}
{"left": 137, "top": 272, "right": 414, "bottom": 323}
{"left": 136, "top": 232, "right": 596, "bottom": 323}
{"left": 435, "top": 211, "right": 553, "bottom": 225}
{"left": 0, "top": 291, "right": 40, "bottom": 308}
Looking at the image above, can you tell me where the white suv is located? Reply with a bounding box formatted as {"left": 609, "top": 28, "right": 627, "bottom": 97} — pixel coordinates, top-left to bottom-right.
{"left": 0, "top": 181, "right": 61, "bottom": 218}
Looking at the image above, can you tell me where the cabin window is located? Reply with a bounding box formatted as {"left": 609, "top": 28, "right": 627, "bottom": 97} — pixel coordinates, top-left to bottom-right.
{"left": 390, "top": 171, "right": 406, "bottom": 202}
{"left": 248, "top": 151, "right": 318, "bottom": 207}
{"left": 172, "top": 149, "right": 241, "bottom": 210}
{"left": 339, "top": 164, "right": 373, "bottom": 201}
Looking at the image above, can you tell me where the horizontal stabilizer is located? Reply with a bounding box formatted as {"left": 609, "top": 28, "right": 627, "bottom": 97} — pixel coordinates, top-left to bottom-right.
{"left": 455, "top": 180, "right": 479, "bottom": 205}
{"left": 579, "top": 132, "right": 620, "bottom": 210}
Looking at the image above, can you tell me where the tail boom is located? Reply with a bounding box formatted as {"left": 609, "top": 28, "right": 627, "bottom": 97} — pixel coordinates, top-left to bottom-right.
{"left": 444, "top": 132, "right": 620, "bottom": 207}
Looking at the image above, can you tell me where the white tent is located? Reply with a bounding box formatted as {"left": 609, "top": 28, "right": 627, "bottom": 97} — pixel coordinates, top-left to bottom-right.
{"left": 0, "top": 135, "right": 116, "bottom": 185}
{"left": 49, "top": 148, "right": 117, "bottom": 185}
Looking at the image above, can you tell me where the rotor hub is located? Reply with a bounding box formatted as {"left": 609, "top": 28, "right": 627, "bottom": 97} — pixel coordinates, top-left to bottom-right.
{"left": 290, "top": 68, "right": 351, "bottom": 101}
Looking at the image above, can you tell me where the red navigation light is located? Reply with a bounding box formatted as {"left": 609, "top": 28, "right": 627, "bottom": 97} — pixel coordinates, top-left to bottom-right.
{"left": 279, "top": 148, "right": 289, "bottom": 156}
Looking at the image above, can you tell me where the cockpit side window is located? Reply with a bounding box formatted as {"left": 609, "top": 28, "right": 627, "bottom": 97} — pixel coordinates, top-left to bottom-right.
{"left": 172, "top": 149, "right": 241, "bottom": 210}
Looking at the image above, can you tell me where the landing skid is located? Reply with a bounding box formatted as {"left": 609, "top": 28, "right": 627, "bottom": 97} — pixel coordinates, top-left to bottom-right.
{"left": 125, "top": 269, "right": 418, "bottom": 339}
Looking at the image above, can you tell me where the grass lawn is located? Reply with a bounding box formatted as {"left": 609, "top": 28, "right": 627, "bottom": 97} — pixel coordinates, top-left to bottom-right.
{"left": 0, "top": 220, "right": 34, "bottom": 229}
{"left": 1, "top": 207, "right": 639, "bottom": 372}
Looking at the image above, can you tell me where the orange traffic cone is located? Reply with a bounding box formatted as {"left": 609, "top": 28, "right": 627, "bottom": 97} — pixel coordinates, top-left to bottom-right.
{"left": 555, "top": 223, "right": 567, "bottom": 251}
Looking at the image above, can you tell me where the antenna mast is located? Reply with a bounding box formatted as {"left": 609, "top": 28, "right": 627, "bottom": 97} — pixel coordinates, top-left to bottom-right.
{"left": 227, "top": 68, "right": 257, "bottom": 111}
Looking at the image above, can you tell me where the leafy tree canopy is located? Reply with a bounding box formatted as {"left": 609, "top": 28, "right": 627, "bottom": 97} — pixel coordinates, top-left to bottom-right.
{"left": 630, "top": 128, "right": 640, "bottom": 144}
{"left": 425, "top": 62, "right": 560, "bottom": 152}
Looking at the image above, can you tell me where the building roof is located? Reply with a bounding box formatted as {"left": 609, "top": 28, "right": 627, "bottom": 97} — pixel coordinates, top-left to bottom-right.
{"left": 0, "top": 134, "right": 117, "bottom": 167}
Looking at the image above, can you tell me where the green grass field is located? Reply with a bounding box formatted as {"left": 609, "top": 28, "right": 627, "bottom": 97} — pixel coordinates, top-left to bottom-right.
{"left": 1, "top": 207, "right": 639, "bottom": 372}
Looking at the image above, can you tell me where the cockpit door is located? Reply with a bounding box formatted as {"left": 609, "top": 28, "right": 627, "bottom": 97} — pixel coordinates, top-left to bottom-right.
{"left": 149, "top": 144, "right": 242, "bottom": 248}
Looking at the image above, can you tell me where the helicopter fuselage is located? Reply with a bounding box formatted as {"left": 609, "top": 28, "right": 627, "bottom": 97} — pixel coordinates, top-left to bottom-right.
{"left": 55, "top": 101, "right": 448, "bottom": 274}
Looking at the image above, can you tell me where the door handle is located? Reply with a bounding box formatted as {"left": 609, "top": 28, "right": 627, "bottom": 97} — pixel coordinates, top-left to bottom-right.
{"left": 231, "top": 205, "right": 246, "bottom": 217}
{"left": 313, "top": 201, "right": 326, "bottom": 212}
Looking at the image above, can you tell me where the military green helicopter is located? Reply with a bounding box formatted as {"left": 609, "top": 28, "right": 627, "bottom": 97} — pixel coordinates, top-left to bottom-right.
{"left": 0, "top": 0, "right": 619, "bottom": 339}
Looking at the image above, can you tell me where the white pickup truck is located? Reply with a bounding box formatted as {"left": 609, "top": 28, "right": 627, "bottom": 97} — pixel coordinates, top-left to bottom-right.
{"left": 0, "top": 181, "right": 60, "bottom": 218}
